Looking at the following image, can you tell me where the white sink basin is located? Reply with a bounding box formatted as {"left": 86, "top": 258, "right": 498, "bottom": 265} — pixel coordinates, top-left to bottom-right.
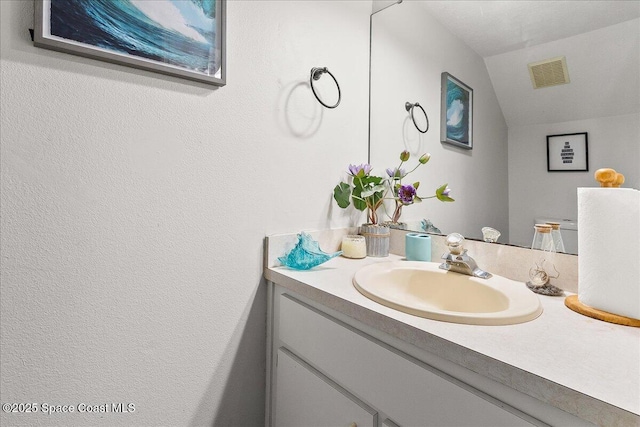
{"left": 353, "top": 261, "right": 542, "bottom": 325}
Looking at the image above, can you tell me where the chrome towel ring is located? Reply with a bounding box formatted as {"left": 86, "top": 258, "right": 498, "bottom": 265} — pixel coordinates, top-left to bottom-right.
{"left": 405, "top": 102, "right": 429, "bottom": 133}
{"left": 310, "top": 67, "right": 341, "bottom": 109}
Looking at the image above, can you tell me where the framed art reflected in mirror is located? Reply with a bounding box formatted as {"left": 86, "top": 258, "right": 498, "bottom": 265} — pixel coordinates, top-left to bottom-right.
{"left": 441, "top": 72, "right": 473, "bottom": 150}
{"left": 547, "top": 132, "right": 589, "bottom": 172}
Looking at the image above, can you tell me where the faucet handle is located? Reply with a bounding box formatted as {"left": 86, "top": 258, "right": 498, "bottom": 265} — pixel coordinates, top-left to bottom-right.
{"left": 445, "top": 233, "right": 465, "bottom": 255}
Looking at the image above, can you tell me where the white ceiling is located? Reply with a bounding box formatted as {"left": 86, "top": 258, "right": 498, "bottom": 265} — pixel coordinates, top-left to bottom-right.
{"left": 417, "top": 1, "right": 640, "bottom": 58}
{"left": 485, "top": 18, "right": 640, "bottom": 125}
{"left": 411, "top": 0, "right": 640, "bottom": 126}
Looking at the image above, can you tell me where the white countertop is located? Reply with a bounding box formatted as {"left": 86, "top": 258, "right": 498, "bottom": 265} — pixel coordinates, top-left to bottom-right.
{"left": 265, "top": 253, "right": 640, "bottom": 427}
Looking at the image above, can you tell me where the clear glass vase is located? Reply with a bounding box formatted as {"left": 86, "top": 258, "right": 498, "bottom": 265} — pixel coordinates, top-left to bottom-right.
{"left": 527, "top": 224, "right": 562, "bottom": 295}
{"left": 531, "top": 224, "right": 555, "bottom": 252}
{"left": 546, "top": 222, "right": 566, "bottom": 253}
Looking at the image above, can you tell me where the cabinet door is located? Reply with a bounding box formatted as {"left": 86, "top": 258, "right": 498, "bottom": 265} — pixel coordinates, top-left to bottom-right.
{"left": 279, "top": 294, "right": 538, "bottom": 427}
{"left": 275, "top": 348, "right": 377, "bottom": 427}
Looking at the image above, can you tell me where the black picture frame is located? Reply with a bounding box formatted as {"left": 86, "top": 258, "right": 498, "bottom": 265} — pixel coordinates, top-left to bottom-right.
{"left": 546, "top": 132, "right": 589, "bottom": 172}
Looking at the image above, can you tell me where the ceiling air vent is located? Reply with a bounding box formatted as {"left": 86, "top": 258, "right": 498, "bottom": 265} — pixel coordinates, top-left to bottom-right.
{"left": 528, "top": 56, "right": 570, "bottom": 89}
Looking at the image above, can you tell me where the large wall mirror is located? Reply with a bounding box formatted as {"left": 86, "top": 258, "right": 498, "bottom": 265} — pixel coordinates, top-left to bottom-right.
{"left": 369, "top": 0, "right": 640, "bottom": 254}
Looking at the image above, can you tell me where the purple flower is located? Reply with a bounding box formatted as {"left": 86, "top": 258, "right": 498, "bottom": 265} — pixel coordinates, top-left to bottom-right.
{"left": 442, "top": 186, "right": 452, "bottom": 197}
{"left": 386, "top": 167, "right": 407, "bottom": 179}
{"left": 348, "top": 163, "right": 372, "bottom": 177}
{"left": 398, "top": 184, "right": 417, "bottom": 205}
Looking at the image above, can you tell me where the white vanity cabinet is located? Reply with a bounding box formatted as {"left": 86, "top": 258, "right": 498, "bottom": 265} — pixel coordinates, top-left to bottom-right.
{"left": 275, "top": 348, "right": 377, "bottom": 427}
{"left": 266, "top": 285, "right": 546, "bottom": 427}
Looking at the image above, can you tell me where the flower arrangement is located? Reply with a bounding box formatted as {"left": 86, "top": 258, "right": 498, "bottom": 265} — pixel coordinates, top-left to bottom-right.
{"left": 333, "top": 163, "right": 386, "bottom": 224}
{"left": 333, "top": 150, "right": 454, "bottom": 225}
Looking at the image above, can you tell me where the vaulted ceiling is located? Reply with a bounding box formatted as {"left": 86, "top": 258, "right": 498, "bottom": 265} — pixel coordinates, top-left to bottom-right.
{"left": 417, "top": 1, "right": 640, "bottom": 126}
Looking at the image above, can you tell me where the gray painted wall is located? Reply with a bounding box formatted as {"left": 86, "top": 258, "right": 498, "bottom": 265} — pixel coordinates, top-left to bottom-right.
{"left": 370, "top": 1, "right": 510, "bottom": 241}
{"left": 491, "top": 19, "right": 640, "bottom": 247}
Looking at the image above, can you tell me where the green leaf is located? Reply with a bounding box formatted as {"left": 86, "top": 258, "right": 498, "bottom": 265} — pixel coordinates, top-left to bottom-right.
{"left": 436, "top": 183, "right": 455, "bottom": 202}
{"left": 333, "top": 182, "right": 351, "bottom": 208}
{"left": 370, "top": 190, "right": 383, "bottom": 206}
{"left": 362, "top": 184, "right": 386, "bottom": 197}
{"left": 363, "top": 175, "right": 383, "bottom": 186}
{"left": 351, "top": 186, "right": 367, "bottom": 211}
{"left": 413, "top": 181, "right": 420, "bottom": 190}
{"left": 360, "top": 189, "right": 375, "bottom": 198}
{"left": 372, "top": 184, "right": 386, "bottom": 193}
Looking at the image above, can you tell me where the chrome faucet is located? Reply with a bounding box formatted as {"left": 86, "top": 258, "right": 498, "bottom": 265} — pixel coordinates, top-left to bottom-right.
{"left": 439, "top": 233, "right": 492, "bottom": 279}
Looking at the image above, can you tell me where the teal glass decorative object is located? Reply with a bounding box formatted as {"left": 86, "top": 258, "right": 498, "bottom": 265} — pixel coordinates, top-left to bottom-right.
{"left": 278, "top": 232, "right": 342, "bottom": 270}
{"left": 421, "top": 219, "right": 441, "bottom": 234}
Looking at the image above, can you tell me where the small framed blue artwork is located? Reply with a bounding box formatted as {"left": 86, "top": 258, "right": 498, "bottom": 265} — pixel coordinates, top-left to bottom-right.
{"left": 33, "top": 0, "right": 226, "bottom": 86}
{"left": 440, "top": 72, "right": 473, "bottom": 149}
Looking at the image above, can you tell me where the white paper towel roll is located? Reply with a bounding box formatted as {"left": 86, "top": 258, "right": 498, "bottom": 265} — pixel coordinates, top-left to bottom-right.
{"left": 578, "top": 188, "right": 640, "bottom": 319}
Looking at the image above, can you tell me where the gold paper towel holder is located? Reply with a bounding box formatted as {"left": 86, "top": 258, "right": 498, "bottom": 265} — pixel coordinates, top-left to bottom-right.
{"left": 565, "top": 295, "right": 640, "bottom": 327}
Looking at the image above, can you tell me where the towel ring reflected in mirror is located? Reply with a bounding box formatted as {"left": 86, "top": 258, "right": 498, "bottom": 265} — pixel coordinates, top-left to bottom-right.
{"left": 405, "top": 102, "right": 429, "bottom": 133}
{"left": 310, "top": 67, "right": 341, "bottom": 109}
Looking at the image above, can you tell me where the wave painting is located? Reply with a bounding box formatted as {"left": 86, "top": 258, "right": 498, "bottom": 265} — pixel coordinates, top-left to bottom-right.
{"left": 49, "top": 0, "right": 220, "bottom": 76}
{"left": 445, "top": 79, "right": 470, "bottom": 144}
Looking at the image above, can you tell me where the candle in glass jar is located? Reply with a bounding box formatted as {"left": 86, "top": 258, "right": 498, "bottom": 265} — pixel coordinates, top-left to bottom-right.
{"left": 341, "top": 235, "right": 366, "bottom": 259}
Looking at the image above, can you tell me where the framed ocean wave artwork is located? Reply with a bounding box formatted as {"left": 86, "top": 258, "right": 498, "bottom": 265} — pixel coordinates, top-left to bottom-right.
{"left": 440, "top": 72, "right": 473, "bottom": 149}
{"left": 33, "top": 0, "right": 226, "bottom": 86}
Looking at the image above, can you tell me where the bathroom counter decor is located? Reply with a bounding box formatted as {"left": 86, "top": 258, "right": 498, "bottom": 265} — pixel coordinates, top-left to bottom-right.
{"left": 577, "top": 185, "right": 639, "bottom": 321}
{"left": 277, "top": 232, "right": 342, "bottom": 270}
{"left": 264, "top": 229, "right": 640, "bottom": 427}
{"left": 359, "top": 223, "right": 389, "bottom": 257}
{"left": 333, "top": 152, "right": 453, "bottom": 228}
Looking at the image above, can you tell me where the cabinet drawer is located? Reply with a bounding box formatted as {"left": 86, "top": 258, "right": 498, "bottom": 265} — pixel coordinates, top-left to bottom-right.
{"left": 278, "top": 294, "right": 537, "bottom": 427}
{"left": 275, "top": 348, "right": 377, "bottom": 427}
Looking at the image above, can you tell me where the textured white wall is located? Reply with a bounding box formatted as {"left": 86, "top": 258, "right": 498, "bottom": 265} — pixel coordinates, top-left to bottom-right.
{"left": 370, "top": 1, "right": 509, "bottom": 242}
{"left": 0, "top": 1, "right": 371, "bottom": 426}
{"left": 508, "top": 114, "right": 640, "bottom": 248}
